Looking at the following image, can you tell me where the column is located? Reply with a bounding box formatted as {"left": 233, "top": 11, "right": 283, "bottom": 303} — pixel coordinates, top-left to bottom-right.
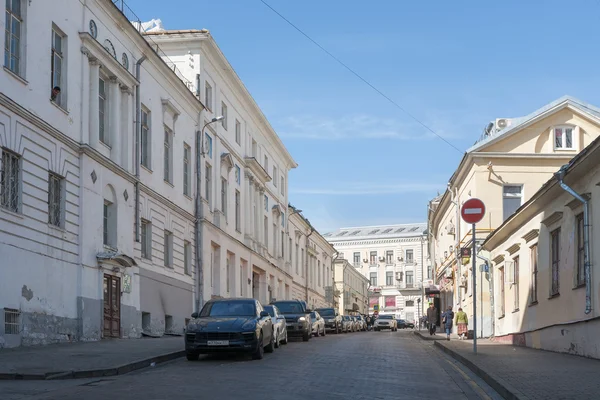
{"left": 88, "top": 59, "right": 100, "bottom": 148}
{"left": 120, "top": 86, "right": 132, "bottom": 171}
{"left": 244, "top": 173, "right": 254, "bottom": 237}
{"left": 109, "top": 77, "right": 121, "bottom": 164}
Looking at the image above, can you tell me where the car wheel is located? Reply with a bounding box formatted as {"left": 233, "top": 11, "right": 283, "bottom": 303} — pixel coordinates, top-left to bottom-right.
{"left": 282, "top": 330, "right": 288, "bottom": 345}
{"left": 186, "top": 352, "right": 199, "bottom": 361}
{"left": 265, "top": 329, "right": 275, "bottom": 353}
{"left": 252, "top": 332, "right": 265, "bottom": 360}
{"left": 303, "top": 330, "right": 310, "bottom": 342}
{"left": 274, "top": 329, "right": 280, "bottom": 348}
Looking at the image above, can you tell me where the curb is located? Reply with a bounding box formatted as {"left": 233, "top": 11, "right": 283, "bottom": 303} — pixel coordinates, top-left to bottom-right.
{"left": 0, "top": 350, "right": 185, "bottom": 381}
{"left": 413, "top": 331, "right": 441, "bottom": 341}
{"left": 433, "top": 341, "right": 528, "bottom": 400}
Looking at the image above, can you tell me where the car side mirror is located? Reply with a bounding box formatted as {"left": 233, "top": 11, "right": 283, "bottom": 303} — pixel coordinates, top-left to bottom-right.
{"left": 260, "top": 311, "right": 269, "bottom": 318}
{"left": 305, "top": 309, "right": 312, "bottom": 313}
{"left": 191, "top": 312, "right": 198, "bottom": 318}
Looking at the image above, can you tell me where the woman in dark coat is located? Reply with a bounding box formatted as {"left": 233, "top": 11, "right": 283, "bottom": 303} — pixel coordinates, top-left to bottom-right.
{"left": 441, "top": 306, "right": 454, "bottom": 341}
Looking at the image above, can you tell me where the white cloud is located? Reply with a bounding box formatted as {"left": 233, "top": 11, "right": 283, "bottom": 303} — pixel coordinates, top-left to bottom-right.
{"left": 291, "top": 182, "right": 443, "bottom": 195}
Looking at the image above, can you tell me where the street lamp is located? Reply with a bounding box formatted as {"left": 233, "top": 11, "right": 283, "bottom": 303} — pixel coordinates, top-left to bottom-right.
{"left": 194, "top": 115, "right": 224, "bottom": 313}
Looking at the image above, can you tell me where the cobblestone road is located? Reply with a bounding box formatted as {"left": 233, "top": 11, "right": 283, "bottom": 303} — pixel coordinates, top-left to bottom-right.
{"left": 0, "top": 331, "right": 502, "bottom": 400}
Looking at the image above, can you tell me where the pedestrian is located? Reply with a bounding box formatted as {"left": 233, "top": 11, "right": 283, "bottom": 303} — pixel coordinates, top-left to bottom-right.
{"left": 426, "top": 303, "right": 437, "bottom": 335}
{"left": 441, "top": 306, "right": 454, "bottom": 341}
{"left": 455, "top": 308, "right": 468, "bottom": 340}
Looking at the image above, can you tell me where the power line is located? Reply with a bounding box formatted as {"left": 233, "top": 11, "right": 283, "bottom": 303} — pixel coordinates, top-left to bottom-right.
{"left": 259, "top": 0, "right": 464, "bottom": 154}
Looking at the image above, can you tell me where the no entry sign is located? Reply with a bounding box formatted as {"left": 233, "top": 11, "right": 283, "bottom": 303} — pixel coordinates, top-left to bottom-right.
{"left": 461, "top": 198, "right": 486, "bottom": 224}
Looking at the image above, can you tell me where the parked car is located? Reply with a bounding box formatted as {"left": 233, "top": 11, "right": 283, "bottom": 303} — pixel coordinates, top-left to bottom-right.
{"left": 355, "top": 315, "right": 367, "bottom": 331}
{"left": 374, "top": 314, "right": 398, "bottom": 331}
{"left": 341, "top": 315, "right": 353, "bottom": 333}
{"left": 185, "top": 298, "right": 274, "bottom": 361}
{"left": 310, "top": 311, "right": 326, "bottom": 337}
{"left": 397, "top": 319, "right": 415, "bottom": 329}
{"left": 271, "top": 300, "right": 312, "bottom": 341}
{"left": 315, "top": 307, "right": 342, "bottom": 333}
{"left": 264, "top": 305, "right": 288, "bottom": 347}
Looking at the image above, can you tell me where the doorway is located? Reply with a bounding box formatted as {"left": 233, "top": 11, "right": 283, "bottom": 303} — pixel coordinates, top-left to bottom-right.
{"left": 103, "top": 274, "right": 121, "bottom": 338}
{"left": 252, "top": 271, "right": 260, "bottom": 300}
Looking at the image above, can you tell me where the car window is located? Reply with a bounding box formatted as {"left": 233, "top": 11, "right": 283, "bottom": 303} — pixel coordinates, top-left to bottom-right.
{"left": 379, "top": 315, "right": 393, "bottom": 319}
{"left": 200, "top": 301, "right": 256, "bottom": 317}
{"left": 275, "top": 302, "right": 304, "bottom": 313}
{"left": 310, "top": 312, "right": 316, "bottom": 318}
{"left": 263, "top": 305, "right": 275, "bottom": 318}
{"left": 316, "top": 308, "right": 335, "bottom": 316}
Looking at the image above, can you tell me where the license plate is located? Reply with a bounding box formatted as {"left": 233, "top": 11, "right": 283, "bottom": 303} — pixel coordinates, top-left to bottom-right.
{"left": 207, "top": 340, "right": 229, "bottom": 346}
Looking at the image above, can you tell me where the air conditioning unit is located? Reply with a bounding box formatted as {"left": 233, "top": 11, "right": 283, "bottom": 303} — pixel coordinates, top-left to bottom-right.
{"left": 397, "top": 257, "right": 404, "bottom": 262}
{"left": 363, "top": 259, "right": 368, "bottom": 263}
{"left": 446, "top": 223, "right": 455, "bottom": 235}
{"left": 495, "top": 118, "right": 512, "bottom": 131}
{"left": 379, "top": 257, "right": 385, "bottom": 262}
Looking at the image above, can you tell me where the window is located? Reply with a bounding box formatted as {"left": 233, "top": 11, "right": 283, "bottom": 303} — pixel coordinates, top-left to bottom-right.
{"left": 264, "top": 194, "right": 268, "bottom": 211}
{"left": 103, "top": 200, "right": 116, "bottom": 248}
{"left": 551, "top": 228, "right": 560, "bottom": 296}
{"left": 204, "top": 163, "right": 212, "bottom": 206}
{"left": 406, "top": 249, "right": 414, "bottom": 263}
{"left": 405, "top": 271, "right": 414, "bottom": 287}
{"left": 264, "top": 155, "right": 269, "bottom": 171}
{"left": 51, "top": 27, "right": 65, "bottom": 107}
{"left": 576, "top": 213, "right": 585, "bottom": 287}
{"left": 235, "top": 119, "right": 241, "bottom": 144}
{"left": 301, "top": 248, "right": 305, "bottom": 277}
{"left": 184, "top": 241, "right": 191, "bottom": 275}
{"left": 47, "top": 173, "right": 63, "bottom": 227}
{"left": 289, "top": 237, "right": 292, "bottom": 262}
{"left": 264, "top": 216, "right": 268, "bottom": 248}
{"left": 141, "top": 220, "right": 152, "bottom": 259}
{"left": 386, "top": 271, "right": 393, "bottom": 286}
{"left": 405, "top": 300, "right": 415, "bottom": 307}
{"left": 221, "top": 178, "right": 228, "bottom": 217}
{"left": 221, "top": 102, "right": 228, "bottom": 130}
{"left": 235, "top": 165, "right": 241, "bottom": 185}
{"left": 141, "top": 108, "right": 151, "bottom": 168}
{"left": 4, "top": 307, "right": 19, "bottom": 335}
{"left": 4, "top": 0, "right": 22, "bottom": 75}
{"left": 272, "top": 222, "right": 277, "bottom": 255}
{"left": 370, "top": 272, "right": 377, "bottom": 286}
{"left": 295, "top": 243, "right": 299, "bottom": 275}
{"left": 386, "top": 250, "right": 393, "bottom": 265}
{"left": 98, "top": 78, "right": 108, "bottom": 145}
{"left": 204, "top": 81, "right": 212, "bottom": 110}
{"left": 353, "top": 252, "right": 360, "bottom": 267}
{"left": 183, "top": 144, "right": 191, "bottom": 196}
{"left": 513, "top": 256, "right": 519, "bottom": 311}
{"left": 251, "top": 139, "right": 257, "bottom": 158}
{"left": 498, "top": 266, "right": 505, "bottom": 317}
{"left": 554, "top": 126, "right": 574, "bottom": 150}
{"left": 273, "top": 166, "right": 278, "bottom": 187}
{"left": 204, "top": 133, "right": 213, "bottom": 158}
{"left": 530, "top": 244, "right": 538, "bottom": 304}
{"left": 0, "top": 149, "right": 20, "bottom": 212}
{"left": 503, "top": 185, "right": 522, "bottom": 221}
{"left": 164, "top": 128, "right": 173, "bottom": 183}
{"left": 164, "top": 230, "right": 173, "bottom": 268}
{"left": 280, "top": 176, "right": 285, "bottom": 195}
{"left": 281, "top": 230, "right": 285, "bottom": 258}
{"left": 234, "top": 190, "right": 241, "bottom": 232}
{"left": 281, "top": 212, "right": 285, "bottom": 227}
{"left": 226, "top": 254, "right": 231, "bottom": 293}
{"left": 427, "top": 264, "right": 433, "bottom": 280}
{"left": 369, "top": 251, "right": 377, "bottom": 265}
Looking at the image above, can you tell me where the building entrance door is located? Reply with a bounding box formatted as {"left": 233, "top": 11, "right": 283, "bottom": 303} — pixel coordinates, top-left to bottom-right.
{"left": 252, "top": 272, "right": 260, "bottom": 300}
{"left": 103, "top": 274, "right": 121, "bottom": 338}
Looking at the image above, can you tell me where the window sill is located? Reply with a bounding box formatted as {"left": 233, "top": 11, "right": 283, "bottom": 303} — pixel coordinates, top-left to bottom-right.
{"left": 573, "top": 283, "right": 586, "bottom": 290}
{"left": 164, "top": 180, "right": 174, "bottom": 188}
{"left": 512, "top": 308, "right": 520, "bottom": 314}
{"left": 99, "top": 141, "right": 112, "bottom": 150}
{"left": 1, "top": 207, "right": 24, "bottom": 219}
{"left": 48, "top": 223, "right": 67, "bottom": 233}
{"left": 50, "top": 99, "right": 69, "bottom": 115}
{"left": 104, "top": 245, "right": 117, "bottom": 252}
{"left": 498, "top": 314, "right": 505, "bottom": 320}
{"left": 141, "top": 165, "right": 152, "bottom": 174}
{"left": 553, "top": 148, "right": 576, "bottom": 152}
{"left": 528, "top": 301, "right": 538, "bottom": 307}
{"left": 184, "top": 194, "right": 192, "bottom": 201}
{"left": 3, "top": 66, "right": 27, "bottom": 85}
{"left": 548, "top": 293, "right": 560, "bottom": 300}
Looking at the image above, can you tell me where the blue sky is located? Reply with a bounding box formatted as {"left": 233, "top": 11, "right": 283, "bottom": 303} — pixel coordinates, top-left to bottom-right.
{"left": 125, "top": 0, "right": 600, "bottom": 232}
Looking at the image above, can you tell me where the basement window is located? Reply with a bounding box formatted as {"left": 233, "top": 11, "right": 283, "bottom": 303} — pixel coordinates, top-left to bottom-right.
{"left": 4, "top": 308, "right": 20, "bottom": 335}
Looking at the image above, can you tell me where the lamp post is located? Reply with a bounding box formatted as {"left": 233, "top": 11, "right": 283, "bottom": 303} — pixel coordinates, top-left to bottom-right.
{"left": 194, "top": 116, "right": 223, "bottom": 313}
{"left": 417, "top": 297, "right": 421, "bottom": 331}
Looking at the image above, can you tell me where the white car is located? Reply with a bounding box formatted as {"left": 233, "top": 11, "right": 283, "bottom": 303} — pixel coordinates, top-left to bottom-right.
{"left": 374, "top": 314, "right": 398, "bottom": 331}
{"left": 263, "top": 305, "right": 288, "bottom": 347}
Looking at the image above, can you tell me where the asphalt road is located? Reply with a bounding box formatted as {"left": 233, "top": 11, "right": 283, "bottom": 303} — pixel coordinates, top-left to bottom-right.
{"left": 0, "top": 330, "right": 503, "bottom": 400}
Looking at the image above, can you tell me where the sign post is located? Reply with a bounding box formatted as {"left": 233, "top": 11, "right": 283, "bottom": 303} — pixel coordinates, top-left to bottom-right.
{"left": 460, "top": 198, "right": 486, "bottom": 355}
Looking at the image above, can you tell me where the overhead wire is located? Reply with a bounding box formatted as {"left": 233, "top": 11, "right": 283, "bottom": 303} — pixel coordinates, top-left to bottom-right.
{"left": 259, "top": 0, "right": 464, "bottom": 154}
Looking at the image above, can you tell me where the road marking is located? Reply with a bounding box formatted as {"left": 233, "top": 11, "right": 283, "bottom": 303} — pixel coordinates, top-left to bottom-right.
{"left": 464, "top": 208, "right": 482, "bottom": 215}
{"left": 443, "top": 358, "right": 492, "bottom": 400}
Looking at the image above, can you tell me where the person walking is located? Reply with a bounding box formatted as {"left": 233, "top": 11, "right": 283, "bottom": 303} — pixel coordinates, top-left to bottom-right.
{"left": 441, "top": 306, "right": 454, "bottom": 341}
{"left": 426, "top": 303, "right": 438, "bottom": 335}
{"left": 455, "top": 308, "right": 468, "bottom": 340}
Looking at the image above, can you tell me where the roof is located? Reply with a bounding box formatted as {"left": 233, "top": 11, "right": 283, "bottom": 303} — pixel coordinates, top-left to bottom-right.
{"left": 468, "top": 95, "right": 600, "bottom": 153}
{"left": 324, "top": 223, "right": 427, "bottom": 241}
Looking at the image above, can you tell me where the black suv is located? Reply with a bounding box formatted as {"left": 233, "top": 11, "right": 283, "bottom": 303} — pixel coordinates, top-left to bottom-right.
{"left": 315, "top": 307, "right": 342, "bottom": 334}
{"left": 271, "top": 300, "right": 312, "bottom": 341}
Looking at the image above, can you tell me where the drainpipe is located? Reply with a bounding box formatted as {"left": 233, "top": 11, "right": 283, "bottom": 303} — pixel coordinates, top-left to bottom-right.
{"left": 476, "top": 251, "right": 495, "bottom": 337}
{"left": 555, "top": 165, "right": 592, "bottom": 314}
{"left": 305, "top": 227, "right": 315, "bottom": 306}
{"left": 134, "top": 55, "right": 147, "bottom": 242}
{"left": 332, "top": 250, "right": 340, "bottom": 308}
{"left": 194, "top": 116, "right": 203, "bottom": 313}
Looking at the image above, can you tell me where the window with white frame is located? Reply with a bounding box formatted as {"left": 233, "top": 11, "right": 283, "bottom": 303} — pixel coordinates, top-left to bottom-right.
{"left": 205, "top": 163, "right": 212, "bottom": 207}
{"left": 163, "top": 128, "right": 173, "bottom": 183}
{"left": 98, "top": 77, "right": 108, "bottom": 145}
{"left": 405, "top": 249, "right": 414, "bottom": 263}
{"left": 141, "top": 108, "right": 151, "bottom": 168}
{"left": 251, "top": 139, "right": 257, "bottom": 158}
{"left": 264, "top": 155, "right": 269, "bottom": 171}
{"left": 164, "top": 230, "right": 173, "bottom": 268}
{"left": 221, "top": 102, "right": 228, "bottom": 130}
{"left": 281, "top": 230, "right": 285, "bottom": 258}
{"left": 273, "top": 166, "right": 278, "bottom": 187}
{"left": 47, "top": 172, "right": 63, "bottom": 227}
{"left": 235, "top": 189, "right": 241, "bottom": 232}
{"left": 4, "top": 0, "right": 23, "bottom": 76}
{"left": 386, "top": 271, "right": 393, "bottom": 286}
{"left": 183, "top": 144, "right": 191, "bottom": 196}
{"left": 551, "top": 228, "right": 560, "bottom": 296}
{"left": 141, "top": 219, "right": 152, "bottom": 259}
{"left": 221, "top": 177, "right": 228, "bottom": 217}
{"left": 1, "top": 149, "right": 21, "bottom": 212}
{"left": 272, "top": 222, "right": 277, "bottom": 256}
{"left": 205, "top": 81, "right": 212, "bottom": 110}
{"left": 103, "top": 200, "right": 116, "bottom": 248}
{"left": 235, "top": 119, "right": 241, "bottom": 144}
{"left": 184, "top": 240, "right": 191, "bottom": 275}
{"left": 553, "top": 126, "right": 574, "bottom": 150}
{"left": 513, "top": 255, "right": 520, "bottom": 311}
{"left": 576, "top": 213, "right": 585, "bottom": 287}
{"left": 503, "top": 185, "right": 522, "bottom": 221}
{"left": 264, "top": 216, "right": 269, "bottom": 248}
{"left": 369, "top": 272, "right": 377, "bottom": 286}
{"left": 280, "top": 176, "right": 284, "bottom": 195}
{"left": 51, "top": 26, "right": 66, "bottom": 107}
{"left": 204, "top": 133, "right": 213, "bottom": 158}
{"left": 405, "top": 271, "right": 414, "bottom": 287}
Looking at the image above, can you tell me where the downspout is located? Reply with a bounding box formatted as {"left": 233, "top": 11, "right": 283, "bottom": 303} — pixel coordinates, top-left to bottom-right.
{"left": 194, "top": 110, "right": 206, "bottom": 313}
{"left": 134, "top": 55, "right": 147, "bottom": 242}
{"left": 420, "top": 235, "right": 425, "bottom": 323}
{"left": 476, "top": 251, "right": 495, "bottom": 337}
{"left": 454, "top": 186, "right": 461, "bottom": 307}
{"left": 555, "top": 165, "right": 592, "bottom": 314}
{"left": 305, "top": 227, "right": 315, "bottom": 306}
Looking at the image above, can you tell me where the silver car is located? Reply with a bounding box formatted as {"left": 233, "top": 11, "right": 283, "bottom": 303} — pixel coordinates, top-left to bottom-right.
{"left": 310, "top": 311, "right": 326, "bottom": 337}
{"left": 263, "top": 305, "right": 288, "bottom": 347}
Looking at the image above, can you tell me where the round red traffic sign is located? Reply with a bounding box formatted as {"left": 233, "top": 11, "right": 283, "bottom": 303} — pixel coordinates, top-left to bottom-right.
{"left": 461, "top": 198, "right": 486, "bottom": 224}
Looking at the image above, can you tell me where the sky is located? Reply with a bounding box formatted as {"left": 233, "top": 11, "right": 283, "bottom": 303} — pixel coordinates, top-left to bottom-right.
{"left": 124, "top": 0, "right": 600, "bottom": 232}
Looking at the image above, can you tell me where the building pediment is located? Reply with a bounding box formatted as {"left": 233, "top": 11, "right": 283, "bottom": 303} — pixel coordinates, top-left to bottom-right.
{"left": 80, "top": 32, "right": 138, "bottom": 89}
{"left": 221, "top": 152, "right": 235, "bottom": 172}
{"left": 272, "top": 204, "right": 282, "bottom": 216}
{"left": 566, "top": 193, "right": 591, "bottom": 210}
{"left": 97, "top": 250, "right": 137, "bottom": 269}
{"left": 541, "top": 211, "right": 563, "bottom": 227}
{"left": 522, "top": 229, "right": 539, "bottom": 243}
{"left": 244, "top": 157, "right": 271, "bottom": 183}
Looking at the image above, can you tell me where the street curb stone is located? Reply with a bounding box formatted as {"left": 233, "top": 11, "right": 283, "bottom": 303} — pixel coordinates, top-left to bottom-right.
{"left": 433, "top": 341, "right": 529, "bottom": 400}
{"left": 0, "top": 350, "right": 185, "bottom": 381}
{"left": 412, "top": 331, "right": 440, "bottom": 340}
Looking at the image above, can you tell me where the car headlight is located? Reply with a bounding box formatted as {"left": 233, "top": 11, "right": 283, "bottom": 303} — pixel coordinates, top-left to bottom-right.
{"left": 241, "top": 321, "right": 256, "bottom": 330}
{"left": 298, "top": 317, "right": 306, "bottom": 322}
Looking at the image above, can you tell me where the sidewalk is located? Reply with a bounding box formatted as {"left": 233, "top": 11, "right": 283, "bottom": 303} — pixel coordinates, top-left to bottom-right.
{"left": 0, "top": 336, "right": 184, "bottom": 380}
{"left": 415, "top": 332, "right": 600, "bottom": 399}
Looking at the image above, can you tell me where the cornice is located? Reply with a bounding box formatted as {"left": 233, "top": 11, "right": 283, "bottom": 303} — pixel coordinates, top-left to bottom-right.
{"left": 329, "top": 237, "right": 426, "bottom": 246}
{"left": 244, "top": 157, "right": 271, "bottom": 183}
{"left": 541, "top": 211, "right": 563, "bottom": 227}
{"left": 522, "top": 229, "right": 540, "bottom": 243}
{"left": 566, "top": 193, "right": 591, "bottom": 210}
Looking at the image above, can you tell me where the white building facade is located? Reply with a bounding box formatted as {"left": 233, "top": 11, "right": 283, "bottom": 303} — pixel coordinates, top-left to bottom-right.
{"left": 325, "top": 224, "right": 429, "bottom": 324}
{"left": 334, "top": 259, "right": 369, "bottom": 316}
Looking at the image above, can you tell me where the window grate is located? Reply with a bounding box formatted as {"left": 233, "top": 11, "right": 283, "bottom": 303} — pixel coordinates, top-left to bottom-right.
{"left": 48, "top": 173, "right": 62, "bottom": 226}
{"left": 4, "top": 308, "right": 20, "bottom": 335}
{"left": 1, "top": 149, "right": 21, "bottom": 212}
